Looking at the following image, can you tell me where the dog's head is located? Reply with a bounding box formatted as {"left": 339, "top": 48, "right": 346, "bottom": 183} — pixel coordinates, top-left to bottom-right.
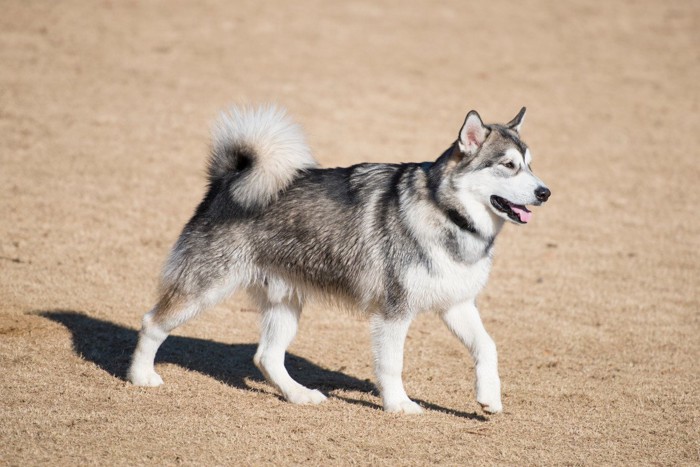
{"left": 447, "top": 108, "right": 550, "bottom": 225}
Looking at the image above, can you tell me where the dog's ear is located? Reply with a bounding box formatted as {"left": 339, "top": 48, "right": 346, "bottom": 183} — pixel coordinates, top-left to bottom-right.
{"left": 458, "top": 110, "right": 489, "bottom": 156}
{"left": 507, "top": 107, "right": 526, "bottom": 133}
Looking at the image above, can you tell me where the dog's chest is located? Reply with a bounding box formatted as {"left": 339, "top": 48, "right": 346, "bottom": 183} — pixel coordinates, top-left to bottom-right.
{"left": 402, "top": 251, "right": 492, "bottom": 312}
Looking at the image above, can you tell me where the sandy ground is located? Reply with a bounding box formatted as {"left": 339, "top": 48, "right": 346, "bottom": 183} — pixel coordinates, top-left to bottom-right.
{"left": 1, "top": 0, "right": 698, "bottom": 465}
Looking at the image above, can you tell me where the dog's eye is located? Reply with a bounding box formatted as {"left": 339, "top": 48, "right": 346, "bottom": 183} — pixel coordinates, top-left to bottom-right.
{"left": 501, "top": 161, "right": 515, "bottom": 170}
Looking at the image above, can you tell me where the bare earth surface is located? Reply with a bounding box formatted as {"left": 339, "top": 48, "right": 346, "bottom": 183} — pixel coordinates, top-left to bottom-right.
{"left": 1, "top": 1, "right": 698, "bottom": 465}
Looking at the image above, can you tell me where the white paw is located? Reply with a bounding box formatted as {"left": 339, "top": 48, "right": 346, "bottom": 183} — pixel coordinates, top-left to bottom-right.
{"left": 285, "top": 387, "right": 327, "bottom": 405}
{"left": 477, "top": 399, "right": 502, "bottom": 414}
{"left": 476, "top": 387, "right": 502, "bottom": 413}
{"left": 384, "top": 399, "right": 423, "bottom": 414}
{"left": 128, "top": 367, "right": 164, "bottom": 387}
{"left": 476, "top": 377, "right": 502, "bottom": 413}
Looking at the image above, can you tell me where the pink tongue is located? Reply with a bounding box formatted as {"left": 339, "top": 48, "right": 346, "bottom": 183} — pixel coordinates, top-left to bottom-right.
{"left": 511, "top": 205, "right": 532, "bottom": 223}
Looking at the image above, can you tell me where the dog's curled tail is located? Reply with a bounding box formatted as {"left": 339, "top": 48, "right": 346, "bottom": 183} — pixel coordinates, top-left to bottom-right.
{"left": 209, "top": 105, "right": 318, "bottom": 208}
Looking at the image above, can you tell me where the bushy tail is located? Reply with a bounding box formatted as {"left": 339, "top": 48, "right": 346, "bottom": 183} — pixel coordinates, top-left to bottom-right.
{"left": 209, "top": 105, "right": 318, "bottom": 208}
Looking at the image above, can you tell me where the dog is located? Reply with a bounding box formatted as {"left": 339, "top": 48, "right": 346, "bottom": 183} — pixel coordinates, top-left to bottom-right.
{"left": 127, "top": 105, "right": 551, "bottom": 414}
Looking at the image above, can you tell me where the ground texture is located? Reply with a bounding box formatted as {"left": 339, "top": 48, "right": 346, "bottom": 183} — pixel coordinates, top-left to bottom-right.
{"left": 1, "top": 1, "right": 698, "bottom": 465}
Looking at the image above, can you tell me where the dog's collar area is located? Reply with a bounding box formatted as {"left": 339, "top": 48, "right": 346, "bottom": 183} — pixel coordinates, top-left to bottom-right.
{"left": 445, "top": 208, "right": 478, "bottom": 234}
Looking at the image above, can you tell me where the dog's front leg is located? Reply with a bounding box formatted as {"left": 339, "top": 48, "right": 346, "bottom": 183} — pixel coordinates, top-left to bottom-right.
{"left": 441, "top": 301, "right": 502, "bottom": 413}
{"left": 370, "top": 314, "right": 423, "bottom": 414}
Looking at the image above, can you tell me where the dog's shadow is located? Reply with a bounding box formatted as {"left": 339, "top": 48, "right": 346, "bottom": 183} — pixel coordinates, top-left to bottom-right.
{"left": 37, "top": 310, "right": 485, "bottom": 421}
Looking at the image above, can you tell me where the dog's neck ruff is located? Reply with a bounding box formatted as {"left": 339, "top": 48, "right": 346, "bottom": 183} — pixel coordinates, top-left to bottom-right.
{"left": 421, "top": 153, "right": 500, "bottom": 249}
{"left": 422, "top": 157, "right": 487, "bottom": 239}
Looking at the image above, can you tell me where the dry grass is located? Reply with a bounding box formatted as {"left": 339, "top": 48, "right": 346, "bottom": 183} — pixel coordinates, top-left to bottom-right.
{"left": 1, "top": 0, "right": 698, "bottom": 465}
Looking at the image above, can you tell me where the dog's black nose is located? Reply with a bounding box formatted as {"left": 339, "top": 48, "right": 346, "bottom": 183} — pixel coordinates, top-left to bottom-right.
{"left": 535, "top": 186, "right": 551, "bottom": 202}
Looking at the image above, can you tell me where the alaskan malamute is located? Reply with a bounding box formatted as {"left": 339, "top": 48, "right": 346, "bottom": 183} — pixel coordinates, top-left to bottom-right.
{"left": 128, "top": 106, "right": 551, "bottom": 414}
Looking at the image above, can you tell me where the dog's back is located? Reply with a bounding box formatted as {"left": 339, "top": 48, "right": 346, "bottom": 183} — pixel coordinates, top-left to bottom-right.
{"left": 163, "top": 105, "right": 469, "bottom": 314}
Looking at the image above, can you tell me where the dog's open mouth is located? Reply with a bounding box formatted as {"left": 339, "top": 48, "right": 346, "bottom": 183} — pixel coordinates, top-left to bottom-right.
{"left": 490, "top": 195, "right": 532, "bottom": 224}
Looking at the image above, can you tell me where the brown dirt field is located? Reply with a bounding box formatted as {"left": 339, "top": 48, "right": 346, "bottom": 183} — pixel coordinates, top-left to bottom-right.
{"left": 1, "top": 1, "right": 698, "bottom": 465}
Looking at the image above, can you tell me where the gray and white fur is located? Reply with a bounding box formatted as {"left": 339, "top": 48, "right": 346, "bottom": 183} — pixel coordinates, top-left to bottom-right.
{"left": 128, "top": 105, "right": 551, "bottom": 414}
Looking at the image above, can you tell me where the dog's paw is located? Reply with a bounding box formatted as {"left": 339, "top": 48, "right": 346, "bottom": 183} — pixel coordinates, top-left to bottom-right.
{"left": 127, "top": 368, "right": 164, "bottom": 387}
{"left": 477, "top": 399, "right": 502, "bottom": 414}
{"left": 384, "top": 399, "right": 423, "bottom": 415}
{"left": 476, "top": 387, "right": 502, "bottom": 414}
{"left": 285, "top": 387, "right": 327, "bottom": 405}
{"left": 476, "top": 374, "right": 502, "bottom": 414}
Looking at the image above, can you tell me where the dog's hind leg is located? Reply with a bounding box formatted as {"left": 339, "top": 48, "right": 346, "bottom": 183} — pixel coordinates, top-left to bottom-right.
{"left": 252, "top": 283, "right": 327, "bottom": 405}
{"left": 127, "top": 302, "right": 170, "bottom": 387}
{"left": 441, "top": 301, "right": 502, "bottom": 414}
{"left": 370, "top": 314, "right": 423, "bottom": 414}
{"left": 128, "top": 277, "right": 238, "bottom": 387}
